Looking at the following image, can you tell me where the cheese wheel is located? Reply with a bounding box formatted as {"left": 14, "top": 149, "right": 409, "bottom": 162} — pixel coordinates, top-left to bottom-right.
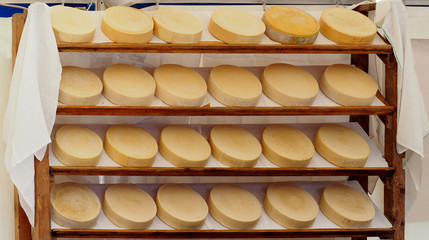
{"left": 159, "top": 125, "right": 211, "bottom": 167}
{"left": 53, "top": 125, "right": 103, "bottom": 166}
{"left": 314, "top": 124, "right": 370, "bottom": 167}
{"left": 208, "top": 65, "right": 262, "bottom": 107}
{"left": 209, "top": 8, "right": 265, "bottom": 44}
{"left": 154, "top": 64, "right": 207, "bottom": 106}
{"left": 209, "top": 184, "right": 262, "bottom": 229}
{"left": 209, "top": 125, "right": 261, "bottom": 167}
{"left": 103, "top": 184, "right": 157, "bottom": 229}
{"left": 262, "top": 125, "right": 315, "bottom": 167}
{"left": 104, "top": 125, "right": 158, "bottom": 167}
{"left": 59, "top": 66, "right": 103, "bottom": 106}
{"left": 156, "top": 184, "right": 208, "bottom": 229}
{"left": 320, "top": 8, "right": 377, "bottom": 45}
{"left": 102, "top": 64, "right": 156, "bottom": 106}
{"left": 263, "top": 6, "right": 319, "bottom": 44}
{"left": 320, "top": 64, "right": 378, "bottom": 106}
{"left": 51, "top": 5, "right": 95, "bottom": 43}
{"left": 101, "top": 6, "right": 153, "bottom": 43}
{"left": 51, "top": 182, "right": 101, "bottom": 228}
{"left": 264, "top": 182, "right": 319, "bottom": 229}
{"left": 153, "top": 8, "right": 203, "bottom": 44}
{"left": 262, "top": 63, "right": 319, "bottom": 106}
{"left": 320, "top": 184, "right": 375, "bottom": 228}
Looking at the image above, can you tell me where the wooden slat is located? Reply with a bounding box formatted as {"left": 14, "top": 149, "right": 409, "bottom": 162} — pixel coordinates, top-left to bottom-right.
{"left": 14, "top": 188, "right": 31, "bottom": 240}
{"left": 33, "top": 149, "right": 51, "bottom": 240}
{"left": 12, "top": 13, "right": 26, "bottom": 69}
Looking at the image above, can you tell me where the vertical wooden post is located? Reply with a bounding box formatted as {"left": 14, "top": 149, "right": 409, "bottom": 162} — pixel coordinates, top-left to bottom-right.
{"left": 33, "top": 148, "right": 51, "bottom": 240}
{"left": 14, "top": 188, "right": 32, "bottom": 240}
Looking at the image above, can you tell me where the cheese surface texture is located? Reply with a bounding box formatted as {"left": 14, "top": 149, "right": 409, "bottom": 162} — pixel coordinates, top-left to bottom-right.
{"left": 314, "top": 124, "right": 370, "bottom": 167}
{"left": 51, "top": 5, "right": 95, "bottom": 43}
{"left": 320, "top": 8, "right": 377, "bottom": 45}
{"left": 262, "top": 63, "right": 319, "bottom": 106}
{"left": 159, "top": 125, "right": 211, "bottom": 167}
{"left": 154, "top": 64, "right": 207, "bottom": 106}
{"left": 208, "top": 8, "right": 265, "bottom": 44}
{"left": 320, "top": 64, "right": 378, "bottom": 106}
{"left": 153, "top": 8, "right": 202, "bottom": 44}
{"left": 51, "top": 182, "right": 101, "bottom": 228}
{"left": 209, "top": 184, "right": 262, "bottom": 229}
{"left": 101, "top": 6, "right": 153, "bottom": 43}
{"left": 209, "top": 125, "right": 261, "bottom": 167}
{"left": 53, "top": 125, "right": 103, "bottom": 166}
{"left": 103, "top": 184, "right": 157, "bottom": 229}
{"left": 156, "top": 184, "right": 208, "bottom": 229}
{"left": 104, "top": 125, "right": 158, "bottom": 166}
{"left": 263, "top": 6, "right": 319, "bottom": 44}
{"left": 103, "top": 64, "right": 156, "bottom": 106}
{"left": 208, "top": 65, "right": 262, "bottom": 107}
{"left": 59, "top": 66, "right": 103, "bottom": 106}
{"left": 264, "top": 182, "right": 318, "bottom": 229}
{"left": 262, "top": 125, "right": 315, "bottom": 167}
{"left": 320, "top": 184, "right": 375, "bottom": 228}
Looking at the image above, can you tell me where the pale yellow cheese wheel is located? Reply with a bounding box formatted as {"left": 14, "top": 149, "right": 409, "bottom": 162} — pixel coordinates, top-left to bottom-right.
{"left": 53, "top": 125, "right": 103, "bottom": 166}
{"left": 103, "top": 184, "right": 157, "bottom": 229}
{"left": 320, "top": 184, "right": 375, "bottom": 228}
{"left": 51, "top": 5, "right": 95, "bottom": 43}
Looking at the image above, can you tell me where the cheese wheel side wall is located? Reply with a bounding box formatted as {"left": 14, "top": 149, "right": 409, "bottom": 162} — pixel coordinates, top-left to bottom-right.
{"left": 208, "top": 19, "right": 264, "bottom": 44}
{"left": 153, "top": 22, "right": 202, "bottom": 44}
{"left": 263, "top": 17, "right": 317, "bottom": 45}
{"left": 319, "top": 18, "right": 376, "bottom": 45}
{"left": 261, "top": 138, "right": 312, "bottom": 167}
{"left": 104, "top": 137, "right": 156, "bottom": 167}
{"left": 155, "top": 83, "right": 205, "bottom": 107}
{"left": 209, "top": 135, "right": 259, "bottom": 167}
{"left": 158, "top": 135, "right": 209, "bottom": 167}
{"left": 101, "top": 18, "right": 153, "bottom": 44}
{"left": 52, "top": 138, "right": 101, "bottom": 166}
{"left": 58, "top": 88, "right": 101, "bottom": 106}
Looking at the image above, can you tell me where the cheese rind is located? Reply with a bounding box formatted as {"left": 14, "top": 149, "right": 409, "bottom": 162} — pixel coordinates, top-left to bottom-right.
{"left": 51, "top": 5, "right": 95, "bottom": 43}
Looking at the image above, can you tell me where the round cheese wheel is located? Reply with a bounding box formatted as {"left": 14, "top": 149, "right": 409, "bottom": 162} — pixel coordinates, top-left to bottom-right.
{"left": 320, "top": 8, "right": 377, "bottom": 45}
{"left": 208, "top": 8, "right": 265, "bottom": 44}
{"left": 104, "top": 125, "right": 158, "bottom": 167}
{"left": 156, "top": 184, "right": 208, "bottom": 229}
{"left": 314, "top": 124, "right": 370, "bottom": 167}
{"left": 209, "top": 184, "right": 262, "bottom": 229}
{"left": 59, "top": 66, "right": 103, "bottom": 106}
{"left": 320, "top": 184, "right": 375, "bottom": 228}
{"left": 159, "top": 125, "right": 211, "bottom": 167}
{"left": 154, "top": 64, "right": 207, "bottom": 106}
{"left": 51, "top": 5, "right": 95, "bottom": 43}
{"left": 263, "top": 6, "right": 319, "bottom": 44}
{"left": 208, "top": 65, "right": 262, "bottom": 107}
{"left": 264, "top": 182, "right": 319, "bottom": 229}
{"left": 320, "top": 64, "right": 378, "bottom": 106}
{"left": 262, "top": 125, "right": 315, "bottom": 167}
{"left": 102, "top": 64, "right": 156, "bottom": 106}
{"left": 153, "top": 8, "right": 203, "bottom": 44}
{"left": 209, "top": 125, "right": 261, "bottom": 167}
{"left": 262, "top": 63, "right": 319, "bottom": 106}
{"left": 53, "top": 125, "right": 103, "bottom": 166}
{"left": 103, "top": 184, "right": 157, "bottom": 229}
{"left": 51, "top": 182, "right": 101, "bottom": 228}
{"left": 101, "top": 6, "right": 153, "bottom": 43}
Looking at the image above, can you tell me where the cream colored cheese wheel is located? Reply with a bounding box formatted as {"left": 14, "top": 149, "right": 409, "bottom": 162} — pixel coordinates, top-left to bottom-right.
{"left": 264, "top": 182, "right": 319, "bottom": 229}
{"left": 314, "top": 124, "right": 370, "bottom": 167}
{"left": 208, "top": 65, "right": 262, "bottom": 107}
{"left": 320, "top": 184, "right": 375, "bottom": 228}
{"left": 209, "top": 184, "right": 262, "bottom": 229}
{"left": 53, "top": 125, "right": 103, "bottom": 166}
{"left": 104, "top": 125, "right": 158, "bottom": 167}
{"left": 320, "top": 8, "right": 377, "bottom": 45}
{"left": 208, "top": 8, "right": 265, "bottom": 44}
{"left": 159, "top": 125, "right": 211, "bottom": 167}
{"left": 51, "top": 5, "right": 95, "bottom": 43}
{"left": 209, "top": 125, "right": 261, "bottom": 167}
{"left": 102, "top": 64, "right": 156, "bottom": 106}
{"left": 154, "top": 64, "right": 207, "bottom": 106}
{"left": 156, "top": 184, "right": 208, "bottom": 229}
{"left": 103, "top": 184, "right": 157, "bottom": 229}
{"left": 262, "top": 63, "right": 319, "bottom": 106}
{"left": 153, "top": 8, "right": 202, "bottom": 44}
{"left": 262, "top": 125, "right": 315, "bottom": 167}
{"left": 51, "top": 182, "right": 101, "bottom": 228}
{"left": 101, "top": 6, "right": 153, "bottom": 43}
{"left": 320, "top": 64, "right": 378, "bottom": 106}
{"left": 59, "top": 66, "right": 103, "bottom": 106}
{"left": 263, "top": 6, "right": 319, "bottom": 44}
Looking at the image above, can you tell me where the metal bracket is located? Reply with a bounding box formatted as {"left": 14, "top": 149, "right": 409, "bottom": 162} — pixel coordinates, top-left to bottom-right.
{"left": 155, "top": 0, "right": 160, "bottom": 10}
{"left": 262, "top": 0, "right": 267, "bottom": 11}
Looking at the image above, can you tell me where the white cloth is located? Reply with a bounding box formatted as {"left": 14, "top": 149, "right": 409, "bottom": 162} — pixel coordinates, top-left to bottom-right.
{"left": 2, "top": 3, "right": 61, "bottom": 226}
